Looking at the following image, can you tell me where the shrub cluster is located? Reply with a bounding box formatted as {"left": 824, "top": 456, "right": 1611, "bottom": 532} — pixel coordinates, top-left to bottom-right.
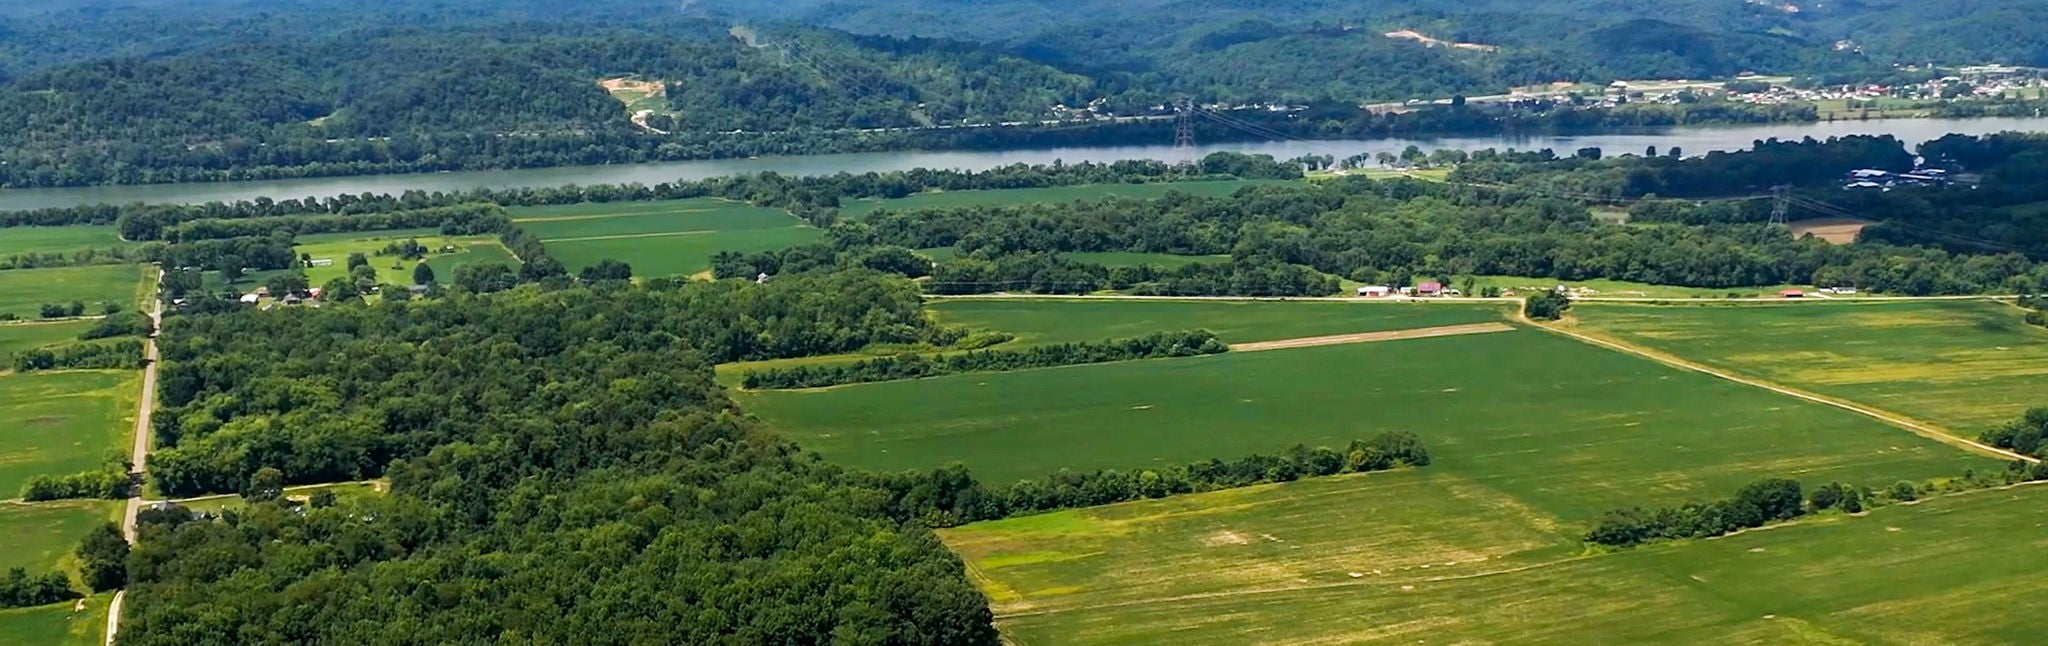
{"left": 37, "top": 301, "right": 86, "bottom": 319}
{"left": 873, "top": 432, "right": 1433, "bottom": 527}
{"left": 12, "top": 339, "right": 144, "bottom": 372}
{"left": 1586, "top": 478, "right": 1806, "bottom": 546}
{"left": 80, "top": 311, "right": 153, "bottom": 340}
{"left": 1980, "top": 407, "right": 2048, "bottom": 458}
{"left": 22, "top": 468, "right": 129, "bottom": 501}
{"left": 742, "top": 330, "right": 1227, "bottom": 389}
{"left": 0, "top": 568, "right": 77, "bottom": 609}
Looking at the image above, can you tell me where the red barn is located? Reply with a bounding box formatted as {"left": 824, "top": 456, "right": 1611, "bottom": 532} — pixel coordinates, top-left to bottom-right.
{"left": 1416, "top": 281, "right": 1445, "bottom": 297}
{"left": 1780, "top": 289, "right": 1806, "bottom": 298}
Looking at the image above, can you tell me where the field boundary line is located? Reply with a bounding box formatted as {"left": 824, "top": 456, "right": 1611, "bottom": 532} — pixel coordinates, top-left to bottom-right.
{"left": 511, "top": 207, "right": 719, "bottom": 222}
{"left": 540, "top": 230, "right": 719, "bottom": 243}
{"left": 1528, "top": 316, "right": 2038, "bottom": 464}
{"left": 1230, "top": 322, "right": 1515, "bottom": 352}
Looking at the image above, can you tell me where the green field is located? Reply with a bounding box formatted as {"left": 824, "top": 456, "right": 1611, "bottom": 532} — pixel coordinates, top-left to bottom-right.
{"left": 1574, "top": 300, "right": 2048, "bottom": 434}
{"left": 0, "top": 226, "right": 125, "bottom": 256}
{"left": 920, "top": 249, "right": 1229, "bottom": 268}
{"left": 929, "top": 298, "right": 1510, "bottom": 346}
{"left": 0, "top": 371, "right": 138, "bottom": 497}
{"left": 0, "top": 592, "right": 110, "bottom": 646}
{"left": 508, "top": 199, "right": 822, "bottom": 277}
{"left": 1474, "top": 274, "right": 1816, "bottom": 299}
{"left": 966, "top": 477, "right": 2048, "bottom": 645}
{"left": 0, "top": 265, "right": 149, "bottom": 319}
{"left": 743, "top": 328, "right": 1989, "bottom": 507}
{"left": 0, "top": 501, "right": 119, "bottom": 574}
{"left": 0, "top": 321, "right": 93, "bottom": 367}
{"left": 837, "top": 180, "right": 1294, "bottom": 219}
{"left": 291, "top": 231, "right": 514, "bottom": 287}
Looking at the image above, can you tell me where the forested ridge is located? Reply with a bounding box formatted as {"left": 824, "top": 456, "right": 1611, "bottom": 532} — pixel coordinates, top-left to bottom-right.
{"left": 0, "top": 0, "right": 2027, "bottom": 186}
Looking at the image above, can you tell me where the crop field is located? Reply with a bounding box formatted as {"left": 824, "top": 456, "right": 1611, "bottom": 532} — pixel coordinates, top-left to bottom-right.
{"left": 1574, "top": 300, "right": 2048, "bottom": 434}
{"left": 0, "top": 265, "right": 149, "bottom": 319}
{"left": 928, "top": 298, "right": 1510, "bottom": 346}
{"left": 0, "top": 501, "right": 119, "bottom": 574}
{"left": 969, "top": 479, "right": 2048, "bottom": 645}
{"left": 0, "top": 226, "right": 125, "bottom": 256}
{"left": 291, "top": 230, "right": 514, "bottom": 287}
{"left": 743, "top": 328, "right": 1988, "bottom": 505}
{"left": 836, "top": 180, "right": 1294, "bottom": 219}
{"left": 0, "top": 592, "right": 110, "bottom": 646}
{"left": 0, "top": 321, "right": 93, "bottom": 367}
{"left": 508, "top": 199, "right": 821, "bottom": 276}
{"left": 0, "top": 371, "right": 138, "bottom": 497}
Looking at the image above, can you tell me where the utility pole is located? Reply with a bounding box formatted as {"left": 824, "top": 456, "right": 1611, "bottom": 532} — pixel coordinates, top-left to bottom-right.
{"left": 1769, "top": 185, "right": 1791, "bottom": 227}
{"left": 1173, "top": 99, "right": 1197, "bottom": 150}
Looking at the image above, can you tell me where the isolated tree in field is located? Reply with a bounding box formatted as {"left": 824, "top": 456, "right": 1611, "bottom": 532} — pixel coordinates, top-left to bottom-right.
{"left": 1524, "top": 290, "right": 1571, "bottom": 320}
{"left": 346, "top": 252, "right": 369, "bottom": 271}
{"left": 412, "top": 262, "right": 437, "bottom": 285}
{"left": 322, "top": 278, "right": 361, "bottom": 302}
{"left": 76, "top": 522, "right": 129, "bottom": 592}
{"left": 349, "top": 263, "right": 379, "bottom": 289}
{"left": 1375, "top": 151, "right": 1396, "bottom": 167}
{"left": 244, "top": 467, "right": 284, "bottom": 502}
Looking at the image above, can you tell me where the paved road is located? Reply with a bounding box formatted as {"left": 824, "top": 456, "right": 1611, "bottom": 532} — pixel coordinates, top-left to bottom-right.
{"left": 926, "top": 293, "right": 2019, "bottom": 304}
{"left": 108, "top": 269, "right": 163, "bottom": 646}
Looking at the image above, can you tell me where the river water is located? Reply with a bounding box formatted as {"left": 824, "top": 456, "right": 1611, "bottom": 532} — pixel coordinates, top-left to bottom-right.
{"left": 6, "top": 116, "right": 2048, "bottom": 211}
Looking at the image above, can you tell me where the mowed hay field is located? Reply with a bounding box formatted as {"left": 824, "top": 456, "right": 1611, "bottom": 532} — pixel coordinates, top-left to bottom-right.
{"left": 0, "top": 370, "right": 139, "bottom": 497}
{"left": 975, "top": 480, "right": 2048, "bottom": 645}
{"left": 509, "top": 198, "right": 821, "bottom": 277}
{"left": 0, "top": 226, "right": 126, "bottom": 256}
{"left": 743, "top": 328, "right": 1990, "bottom": 512}
{"left": 0, "top": 592, "right": 110, "bottom": 646}
{"left": 1574, "top": 300, "right": 2048, "bottom": 434}
{"left": 0, "top": 265, "right": 150, "bottom": 319}
{"left": 836, "top": 180, "right": 1294, "bottom": 219}
{"left": 929, "top": 298, "right": 1511, "bottom": 346}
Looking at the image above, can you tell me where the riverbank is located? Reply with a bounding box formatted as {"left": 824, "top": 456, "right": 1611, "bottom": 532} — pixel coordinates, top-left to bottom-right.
{"left": 8, "top": 116, "right": 2048, "bottom": 211}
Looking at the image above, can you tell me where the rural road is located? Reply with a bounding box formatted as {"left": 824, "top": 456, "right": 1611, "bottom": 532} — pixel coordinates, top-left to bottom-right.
{"left": 107, "top": 268, "right": 164, "bottom": 646}
{"left": 1230, "top": 322, "right": 1515, "bottom": 351}
{"left": 926, "top": 293, "right": 2020, "bottom": 304}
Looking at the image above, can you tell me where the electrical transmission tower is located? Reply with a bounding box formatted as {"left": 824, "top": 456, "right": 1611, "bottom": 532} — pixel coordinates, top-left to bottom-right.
{"left": 1768, "top": 185, "right": 1791, "bottom": 226}
{"left": 1172, "top": 99, "right": 1197, "bottom": 149}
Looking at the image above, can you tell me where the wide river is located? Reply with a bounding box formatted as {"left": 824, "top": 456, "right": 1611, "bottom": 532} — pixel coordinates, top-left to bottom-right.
{"left": 7, "top": 116, "right": 2048, "bottom": 211}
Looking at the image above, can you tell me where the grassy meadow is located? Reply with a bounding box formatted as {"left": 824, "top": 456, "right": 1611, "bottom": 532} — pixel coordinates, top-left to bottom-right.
{"left": 0, "top": 592, "right": 110, "bottom": 646}
{"left": 508, "top": 198, "right": 821, "bottom": 277}
{"left": 1574, "top": 300, "right": 2048, "bottom": 434}
{"left": 0, "top": 265, "right": 150, "bottom": 319}
{"left": 0, "top": 320, "right": 93, "bottom": 367}
{"left": 0, "top": 370, "right": 138, "bottom": 497}
{"left": 973, "top": 480, "right": 2048, "bottom": 645}
{"left": 0, "top": 226, "right": 125, "bottom": 256}
{"left": 0, "top": 501, "right": 119, "bottom": 574}
{"left": 1474, "top": 274, "right": 1817, "bottom": 299}
{"left": 742, "top": 328, "right": 1989, "bottom": 511}
{"left": 836, "top": 180, "right": 1293, "bottom": 219}
{"left": 290, "top": 230, "right": 514, "bottom": 287}
{"left": 928, "top": 298, "right": 1510, "bottom": 346}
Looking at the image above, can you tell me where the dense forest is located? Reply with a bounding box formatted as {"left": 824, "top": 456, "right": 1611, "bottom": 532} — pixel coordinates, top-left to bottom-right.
{"left": 0, "top": 0, "right": 2025, "bottom": 186}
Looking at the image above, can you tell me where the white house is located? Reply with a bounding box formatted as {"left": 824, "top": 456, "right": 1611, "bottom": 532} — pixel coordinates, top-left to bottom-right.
{"left": 1357, "top": 285, "right": 1392, "bottom": 297}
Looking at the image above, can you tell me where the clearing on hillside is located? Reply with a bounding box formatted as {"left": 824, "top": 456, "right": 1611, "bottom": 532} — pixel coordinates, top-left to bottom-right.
{"left": 836, "top": 180, "right": 1294, "bottom": 219}
{"left": 509, "top": 198, "right": 820, "bottom": 277}
{"left": 976, "top": 477, "right": 2048, "bottom": 645}
{"left": 0, "top": 371, "right": 139, "bottom": 497}
{"left": 1788, "top": 217, "right": 1871, "bottom": 244}
{"left": 742, "top": 328, "right": 1990, "bottom": 516}
{"left": 1574, "top": 300, "right": 2048, "bottom": 433}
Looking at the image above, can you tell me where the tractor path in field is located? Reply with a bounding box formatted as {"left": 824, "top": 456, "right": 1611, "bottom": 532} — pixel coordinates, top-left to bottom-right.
{"left": 1529, "top": 315, "right": 2038, "bottom": 464}
{"left": 1230, "top": 322, "right": 1515, "bottom": 352}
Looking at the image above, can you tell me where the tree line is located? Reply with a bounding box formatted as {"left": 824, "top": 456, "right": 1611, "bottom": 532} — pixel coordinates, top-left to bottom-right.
{"left": 741, "top": 330, "right": 1227, "bottom": 389}
{"left": 1981, "top": 407, "right": 2048, "bottom": 459}
{"left": 869, "top": 432, "right": 1433, "bottom": 528}
{"left": 12, "top": 339, "right": 144, "bottom": 372}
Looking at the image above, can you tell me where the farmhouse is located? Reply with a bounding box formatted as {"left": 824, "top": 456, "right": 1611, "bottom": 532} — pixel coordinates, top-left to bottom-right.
{"left": 1357, "top": 285, "right": 1392, "bottom": 297}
